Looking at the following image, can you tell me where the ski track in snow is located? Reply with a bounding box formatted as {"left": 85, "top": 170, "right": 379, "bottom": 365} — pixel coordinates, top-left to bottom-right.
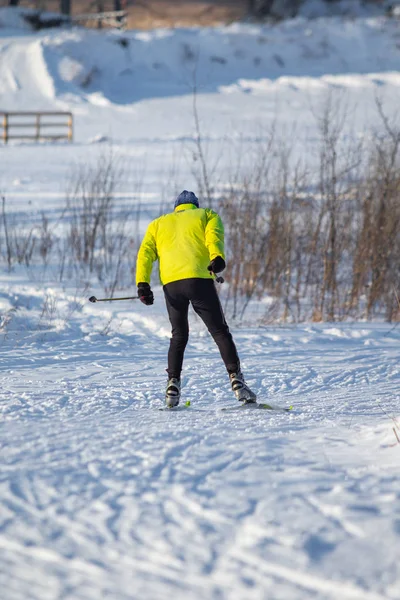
{"left": 1, "top": 323, "right": 399, "bottom": 600}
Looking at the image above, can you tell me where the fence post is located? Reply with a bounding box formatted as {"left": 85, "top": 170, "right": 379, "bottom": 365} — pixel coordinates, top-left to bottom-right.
{"left": 35, "top": 113, "right": 41, "bottom": 141}
{"left": 3, "top": 114, "right": 8, "bottom": 143}
{"left": 67, "top": 113, "right": 73, "bottom": 142}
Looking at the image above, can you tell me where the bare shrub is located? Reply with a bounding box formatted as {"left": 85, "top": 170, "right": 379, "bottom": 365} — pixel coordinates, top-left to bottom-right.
{"left": 184, "top": 66, "right": 226, "bottom": 208}
{"left": 1, "top": 194, "right": 13, "bottom": 271}
{"left": 218, "top": 94, "right": 399, "bottom": 323}
{"left": 220, "top": 126, "right": 316, "bottom": 322}
{"left": 349, "top": 99, "right": 400, "bottom": 321}
{"left": 64, "top": 149, "right": 143, "bottom": 295}
{"left": 38, "top": 213, "right": 54, "bottom": 266}
{"left": 0, "top": 151, "right": 142, "bottom": 298}
{"left": 0, "top": 194, "right": 39, "bottom": 269}
{"left": 219, "top": 127, "right": 276, "bottom": 319}
{"left": 264, "top": 154, "right": 309, "bottom": 322}
{"left": 311, "top": 94, "right": 363, "bottom": 321}
{"left": 66, "top": 148, "right": 119, "bottom": 274}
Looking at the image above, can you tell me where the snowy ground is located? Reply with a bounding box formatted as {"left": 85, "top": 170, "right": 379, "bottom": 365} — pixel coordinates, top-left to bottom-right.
{"left": 1, "top": 312, "right": 400, "bottom": 599}
{"left": 1, "top": 8, "right": 400, "bottom": 600}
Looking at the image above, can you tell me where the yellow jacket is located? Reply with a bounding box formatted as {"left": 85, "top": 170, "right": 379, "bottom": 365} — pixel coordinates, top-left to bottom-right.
{"left": 136, "top": 203, "right": 225, "bottom": 285}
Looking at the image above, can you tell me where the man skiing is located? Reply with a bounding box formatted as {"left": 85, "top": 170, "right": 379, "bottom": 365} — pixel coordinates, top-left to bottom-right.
{"left": 135, "top": 190, "right": 256, "bottom": 408}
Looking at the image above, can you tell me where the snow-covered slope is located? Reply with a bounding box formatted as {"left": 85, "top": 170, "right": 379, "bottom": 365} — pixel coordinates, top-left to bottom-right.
{"left": 1, "top": 14, "right": 400, "bottom": 108}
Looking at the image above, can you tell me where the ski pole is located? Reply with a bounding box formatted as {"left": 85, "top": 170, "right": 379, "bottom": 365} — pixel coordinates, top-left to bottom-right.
{"left": 211, "top": 270, "right": 224, "bottom": 284}
{"left": 89, "top": 295, "right": 139, "bottom": 303}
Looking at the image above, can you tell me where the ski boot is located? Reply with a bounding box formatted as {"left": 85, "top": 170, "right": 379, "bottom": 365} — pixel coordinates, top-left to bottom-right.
{"left": 229, "top": 371, "right": 257, "bottom": 403}
{"left": 165, "top": 377, "right": 181, "bottom": 408}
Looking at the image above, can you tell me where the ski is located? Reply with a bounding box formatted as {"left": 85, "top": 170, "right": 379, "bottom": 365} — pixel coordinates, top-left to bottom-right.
{"left": 221, "top": 402, "right": 293, "bottom": 413}
{"left": 158, "top": 401, "right": 293, "bottom": 412}
{"left": 159, "top": 401, "right": 191, "bottom": 411}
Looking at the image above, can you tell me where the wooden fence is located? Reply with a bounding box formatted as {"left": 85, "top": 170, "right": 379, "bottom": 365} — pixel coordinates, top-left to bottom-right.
{"left": 0, "top": 112, "right": 73, "bottom": 144}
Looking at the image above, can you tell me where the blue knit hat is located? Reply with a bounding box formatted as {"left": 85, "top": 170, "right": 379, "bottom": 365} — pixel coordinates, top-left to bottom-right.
{"left": 174, "top": 190, "right": 199, "bottom": 209}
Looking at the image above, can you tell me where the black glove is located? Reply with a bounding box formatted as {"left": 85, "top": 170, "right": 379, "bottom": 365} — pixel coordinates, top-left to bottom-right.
{"left": 207, "top": 256, "right": 226, "bottom": 274}
{"left": 137, "top": 282, "right": 154, "bottom": 306}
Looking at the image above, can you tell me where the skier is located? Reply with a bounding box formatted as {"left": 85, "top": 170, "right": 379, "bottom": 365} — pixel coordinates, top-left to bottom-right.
{"left": 135, "top": 190, "right": 256, "bottom": 408}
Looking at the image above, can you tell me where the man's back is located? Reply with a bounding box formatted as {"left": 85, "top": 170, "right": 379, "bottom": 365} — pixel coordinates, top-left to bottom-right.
{"left": 136, "top": 203, "right": 224, "bottom": 285}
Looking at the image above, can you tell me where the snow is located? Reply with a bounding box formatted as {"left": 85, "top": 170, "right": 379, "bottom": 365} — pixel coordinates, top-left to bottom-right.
{"left": 2, "top": 314, "right": 400, "bottom": 599}
{"left": 1, "top": 7, "right": 400, "bottom": 600}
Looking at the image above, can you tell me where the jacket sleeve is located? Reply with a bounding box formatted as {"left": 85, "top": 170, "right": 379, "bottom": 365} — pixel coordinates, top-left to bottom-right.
{"left": 204, "top": 209, "right": 225, "bottom": 260}
{"left": 135, "top": 221, "right": 158, "bottom": 285}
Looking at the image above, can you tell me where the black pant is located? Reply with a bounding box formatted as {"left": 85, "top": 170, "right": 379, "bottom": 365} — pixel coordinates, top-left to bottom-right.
{"left": 163, "top": 278, "right": 240, "bottom": 379}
